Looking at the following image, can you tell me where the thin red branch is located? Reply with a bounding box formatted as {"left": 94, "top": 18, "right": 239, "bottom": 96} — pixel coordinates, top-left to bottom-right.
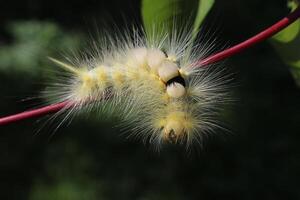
{"left": 198, "top": 6, "right": 300, "bottom": 66}
{"left": 0, "top": 102, "right": 68, "bottom": 126}
{"left": 0, "top": 6, "right": 300, "bottom": 126}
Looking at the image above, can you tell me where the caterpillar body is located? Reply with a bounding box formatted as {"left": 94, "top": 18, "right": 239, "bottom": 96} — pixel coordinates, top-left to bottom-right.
{"left": 45, "top": 27, "right": 230, "bottom": 149}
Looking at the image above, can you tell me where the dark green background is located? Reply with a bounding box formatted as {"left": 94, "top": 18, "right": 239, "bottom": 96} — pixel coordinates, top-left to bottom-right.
{"left": 0, "top": 0, "right": 299, "bottom": 199}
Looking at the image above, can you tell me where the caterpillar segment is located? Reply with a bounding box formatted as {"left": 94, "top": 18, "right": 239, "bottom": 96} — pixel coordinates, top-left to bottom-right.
{"left": 116, "top": 48, "right": 189, "bottom": 144}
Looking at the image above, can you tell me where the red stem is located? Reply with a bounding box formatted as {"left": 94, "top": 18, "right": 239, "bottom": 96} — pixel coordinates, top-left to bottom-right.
{"left": 1, "top": 7, "right": 300, "bottom": 126}
{"left": 0, "top": 102, "right": 68, "bottom": 126}
{"left": 198, "top": 6, "right": 300, "bottom": 66}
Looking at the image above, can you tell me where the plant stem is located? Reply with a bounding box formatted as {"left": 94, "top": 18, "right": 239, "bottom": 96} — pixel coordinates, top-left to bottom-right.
{"left": 198, "top": 6, "right": 300, "bottom": 66}
{"left": 0, "top": 102, "right": 68, "bottom": 125}
{"left": 0, "top": 6, "right": 300, "bottom": 126}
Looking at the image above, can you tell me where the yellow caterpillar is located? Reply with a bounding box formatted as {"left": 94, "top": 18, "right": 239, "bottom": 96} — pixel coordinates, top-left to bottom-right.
{"left": 44, "top": 27, "right": 230, "bottom": 149}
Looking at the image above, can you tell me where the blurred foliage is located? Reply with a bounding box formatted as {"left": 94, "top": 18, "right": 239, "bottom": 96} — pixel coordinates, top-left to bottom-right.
{"left": 1, "top": 0, "right": 300, "bottom": 200}
{"left": 0, "top": 21, "right": 83, "bottom": 77}
{"left": 191, "top": 0, "right": 215, "bottom": 39}
{"left": 270, "top": 0, "right": 300, "bottom": 86}
{"left": 29, "top": 140, "right": 103, "bottom": 200}
{"left": 141, "top": 0, "right": 214, "bottom": 40}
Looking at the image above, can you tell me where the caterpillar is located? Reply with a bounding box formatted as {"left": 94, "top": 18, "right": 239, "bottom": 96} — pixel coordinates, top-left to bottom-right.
{"left": 0, "top": 5, "right": 299, "bottom": 150}
{"left": 42, "top": 26, "right": 230, "bottom": 149}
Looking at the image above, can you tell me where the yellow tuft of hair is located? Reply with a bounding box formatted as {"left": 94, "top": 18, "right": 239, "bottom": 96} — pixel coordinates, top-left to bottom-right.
{"left": 48, "top": 57, "right": 82, "bottom": 74}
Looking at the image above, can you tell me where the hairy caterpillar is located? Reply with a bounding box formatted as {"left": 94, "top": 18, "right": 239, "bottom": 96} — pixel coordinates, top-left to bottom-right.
{"left": 0, "top": 5, "right": 299, "bottom": 150}
{"left": 42, "top": 26, "right": 230, "bottom": 148}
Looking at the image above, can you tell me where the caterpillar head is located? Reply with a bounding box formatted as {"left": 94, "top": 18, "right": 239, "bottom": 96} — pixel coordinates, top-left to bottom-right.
{"left": 163, "top": 119, "right": 184, "bottom": 143}
{"left": 161, "top": 111, "right": 191, "bottom": 144}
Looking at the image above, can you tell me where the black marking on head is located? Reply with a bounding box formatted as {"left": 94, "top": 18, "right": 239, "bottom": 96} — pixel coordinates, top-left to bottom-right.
{"left": 166, "top": 75, "right": 186, "bottom": 87}
{"left": 168, "top": 129, "right": 177, "bottom": 143}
